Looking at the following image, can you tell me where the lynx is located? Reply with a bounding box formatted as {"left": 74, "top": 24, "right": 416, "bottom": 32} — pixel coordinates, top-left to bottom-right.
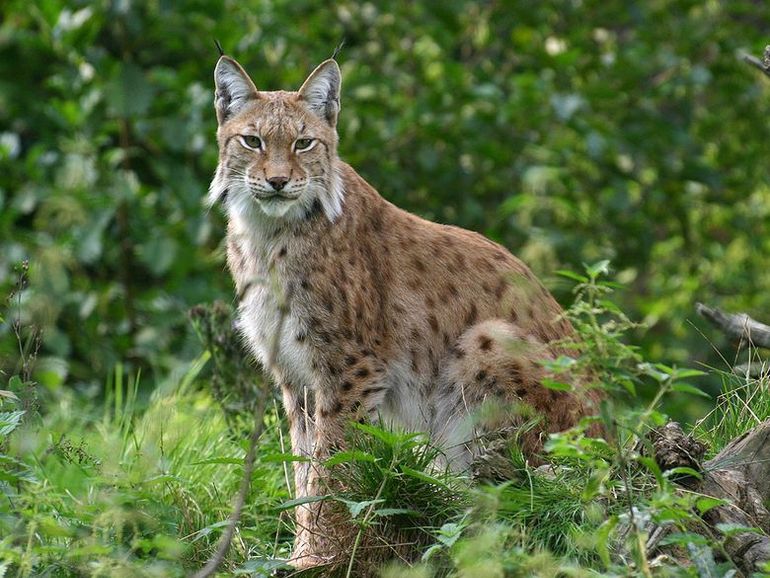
{"left": 210, "top": 54, "right": 599, "bottom": 569}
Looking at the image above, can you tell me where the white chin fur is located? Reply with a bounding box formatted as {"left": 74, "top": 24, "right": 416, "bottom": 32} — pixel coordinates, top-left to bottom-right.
{"left": 255, "top": 196, "right": 302, "bottom": 218}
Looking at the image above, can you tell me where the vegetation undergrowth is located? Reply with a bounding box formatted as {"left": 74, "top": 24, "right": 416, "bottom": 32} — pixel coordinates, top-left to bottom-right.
{"left": 2, "top": 262, "right": 769, "bottom": 577}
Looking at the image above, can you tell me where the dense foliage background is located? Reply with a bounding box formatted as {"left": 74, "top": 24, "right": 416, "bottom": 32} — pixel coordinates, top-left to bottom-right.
{"left": 3, "top": 1, "right": 770, "bottom": 576}
{"left": 1, "top": 1, "right": 769, "bottom": 418}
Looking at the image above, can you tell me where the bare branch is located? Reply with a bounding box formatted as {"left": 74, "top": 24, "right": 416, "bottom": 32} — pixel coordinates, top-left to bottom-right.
{"left": 192, "top": 274, "right": 290, "bottom": 578}
{"left": 695, "top": 302, "right": 770, "bottom": 349}
{"left": 741, "top": 46, "right": 770, "bottom": 79}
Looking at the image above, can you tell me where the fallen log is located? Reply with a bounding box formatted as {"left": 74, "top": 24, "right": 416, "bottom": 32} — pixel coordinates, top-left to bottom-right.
{"left": 649, "top": 421, "right": 770, "bottom": 574}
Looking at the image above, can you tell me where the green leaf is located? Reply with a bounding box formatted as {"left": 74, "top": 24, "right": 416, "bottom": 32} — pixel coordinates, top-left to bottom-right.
{"left": 664, "top": 466, "right": 702, "bottom": 480}
{"left": 338, "top": 498, "right": 384, "bottom": 519}
{"left": 234, "top": 559, "right": 292, "bottom": 575}
{"left": 671, "top": 368, "right": 707, "bottom": 379}
{"left": 636, "top": 456, "right": 664, "bottom": 485}
{"left": 715, "top": 523, "right": 763, "bottom": 536}
{"left": 581, "top": 466, "right": 609, "bottom": 500}
{"left": 595, "top": 516, "right": 619, "bottom": 568}
{"left": 350, "top": 422, "right": 401, "bottom": 445}
{"left": 696, "top": 496, "right": 725, "bottom": 514}
{"left": 671, "top": 383, "right": 710, "bottom": 399}
{"left": 541, "top": 378, "right": 573, "bottom": 392}
{"left": 400, "top": 465, "right": 448, "bottom": 488}
{"left": 0, "top": 410, "right": 25, "bottom": 436}
{"left": 324, "top": 450, "right": 377, "bottom": 466}
{"left": 275, "top": 495, "right": 328, "bottom": 512}
{"left": 556, "top": 270, "right": 588, "bottom": 283}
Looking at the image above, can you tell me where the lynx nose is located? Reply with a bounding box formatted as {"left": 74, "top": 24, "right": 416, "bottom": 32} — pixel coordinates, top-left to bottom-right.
{"left": 267, "top": 176, "right": 289, "bottom": 191}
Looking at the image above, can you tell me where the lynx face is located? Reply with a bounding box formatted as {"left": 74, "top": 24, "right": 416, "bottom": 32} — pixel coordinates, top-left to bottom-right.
{"left": 209, "top": 57, "right": 345, "bottom": 221}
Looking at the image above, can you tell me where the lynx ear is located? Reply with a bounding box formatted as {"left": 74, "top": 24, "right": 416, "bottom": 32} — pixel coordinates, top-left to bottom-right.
{"left": 214, "top": 56, "right": 259, "bottom": 124}
{"left": 298, "top": 59, "right": 341, "bottom": 126}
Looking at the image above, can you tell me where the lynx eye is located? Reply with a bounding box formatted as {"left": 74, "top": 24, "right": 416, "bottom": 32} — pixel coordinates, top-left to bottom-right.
{"left": 240, "top": 135, "right": 262, "bottom": 150}
{"left": 294, "top": 138, "right": 315, "bottom": 151}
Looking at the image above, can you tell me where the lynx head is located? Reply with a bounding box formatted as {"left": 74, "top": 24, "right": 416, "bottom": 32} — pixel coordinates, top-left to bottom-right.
{"left": 209, "top": 56, "right": 344, "bottom": 221}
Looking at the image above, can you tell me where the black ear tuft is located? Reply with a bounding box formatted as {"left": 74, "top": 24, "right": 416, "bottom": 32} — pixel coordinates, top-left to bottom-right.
{"left": 331, "top": 39, "right": 345, "bottom": 60}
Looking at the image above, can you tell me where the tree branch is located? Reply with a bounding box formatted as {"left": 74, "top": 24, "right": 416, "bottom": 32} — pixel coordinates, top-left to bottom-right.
{"left": 695, "top": 303, "right": 770, "bottom": 349}
{"left": 742, "top": 45, "right": 770, "bottom": 79}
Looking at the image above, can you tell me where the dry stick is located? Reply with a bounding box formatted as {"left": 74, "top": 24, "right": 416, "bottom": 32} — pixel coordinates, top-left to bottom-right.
{"left": 695, "top": 303, "right": 770, "bottom": 349}
{"left": 192, "top": 282, "right": 290, "bottom": 578}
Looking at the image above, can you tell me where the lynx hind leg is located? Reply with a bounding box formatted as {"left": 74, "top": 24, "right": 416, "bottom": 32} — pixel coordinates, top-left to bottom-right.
{"left": 434, "top": 319, "right": 585, "bottom": 469}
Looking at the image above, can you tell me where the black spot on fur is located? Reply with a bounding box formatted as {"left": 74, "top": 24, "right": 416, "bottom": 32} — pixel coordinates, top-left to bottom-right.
{"left": 478, "top": 335, "right": 493, "bottom": 351}
{"left": 465, "top": 303, "right": 478, "bottom": 325}
{"left": 362, "top": 386, "right": 387, "bottom": 396}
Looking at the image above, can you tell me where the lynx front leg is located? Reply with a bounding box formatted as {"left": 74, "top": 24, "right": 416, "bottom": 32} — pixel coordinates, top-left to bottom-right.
{"left": 280, "top": 384, "right": 320, "bottom": 569}
{"left": 288, "top": 371, "right": 390, "bottom": 570}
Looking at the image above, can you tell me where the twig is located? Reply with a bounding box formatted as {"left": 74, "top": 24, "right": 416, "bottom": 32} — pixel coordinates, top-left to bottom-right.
{"left": 191, "top": 273, "right": 290, "bottom": 578}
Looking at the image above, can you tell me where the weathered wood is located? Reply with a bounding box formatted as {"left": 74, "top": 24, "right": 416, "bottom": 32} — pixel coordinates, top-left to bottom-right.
{"left": 696, "top": 303, "right": 770, "bottom": 349}
{"left": 649, "top": 420, "right": 770, "bottom": 574}
{"left": 742, "top": 46, "right": 770, "bottom": 79}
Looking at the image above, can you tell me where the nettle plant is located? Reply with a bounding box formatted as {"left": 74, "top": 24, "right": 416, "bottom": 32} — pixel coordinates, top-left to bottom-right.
{"left": 532, "top": 262, "right": 726, "bottom": 575}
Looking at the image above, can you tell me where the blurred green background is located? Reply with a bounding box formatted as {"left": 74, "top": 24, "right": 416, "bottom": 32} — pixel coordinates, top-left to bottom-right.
{"left": 1, "top": 0, "right": 769, "bottom": 418}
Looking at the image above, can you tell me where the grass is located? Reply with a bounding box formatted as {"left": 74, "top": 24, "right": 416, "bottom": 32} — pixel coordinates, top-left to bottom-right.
{"left": 3, "top": 264, "right": 770, "bottom": 577}
{"left": 692, "top": 364, "right": 770, "bottom": 456}
{"left": 1, "top": 354, "right": 290, "bottom": 577}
